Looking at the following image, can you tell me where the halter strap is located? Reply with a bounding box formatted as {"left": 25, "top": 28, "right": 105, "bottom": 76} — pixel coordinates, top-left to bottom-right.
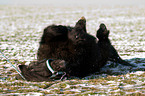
{"left": 46, "top": 59, "right": 66, "bottom": 80}
{"left": 46, "top": 59, "right": 55, "bottom": 74}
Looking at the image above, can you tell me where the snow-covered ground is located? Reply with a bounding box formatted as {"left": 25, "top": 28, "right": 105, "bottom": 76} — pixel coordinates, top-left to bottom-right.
{"left": 0, "top": 3, "right": 145, "bottom": 95}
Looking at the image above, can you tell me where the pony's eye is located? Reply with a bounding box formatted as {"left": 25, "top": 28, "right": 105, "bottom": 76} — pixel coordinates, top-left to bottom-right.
{"left": 75, "top": 35, "right": 79, "bottom": 39}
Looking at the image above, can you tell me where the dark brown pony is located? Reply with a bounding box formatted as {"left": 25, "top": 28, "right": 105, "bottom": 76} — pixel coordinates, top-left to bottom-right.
{"left": 17, "top": 17, "right": 133, "bottom": 81}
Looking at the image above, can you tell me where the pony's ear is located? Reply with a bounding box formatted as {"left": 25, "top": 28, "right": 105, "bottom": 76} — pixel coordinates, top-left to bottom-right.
{"left": 96, "top": 23, "right": 110, "bottom": 40}
{"left": 74, "top": 16, "right": 87, "bottom": 33}
{"left": 99, "top": 23, "right": 107, "bottom": 31}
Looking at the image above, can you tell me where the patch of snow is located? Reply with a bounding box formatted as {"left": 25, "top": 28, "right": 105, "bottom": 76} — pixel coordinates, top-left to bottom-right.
{"left": 107, "top": 81, "right": 116, "bottom": 84}
{"left": 130, "top": 71, "right": 144, "bottom": 75}
{"left": 69, "top": 89, "right": 81, "bottom": 92}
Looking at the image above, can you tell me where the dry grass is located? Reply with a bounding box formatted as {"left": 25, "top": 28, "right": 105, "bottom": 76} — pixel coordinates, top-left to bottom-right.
{"left": 0, "top": 4, "right": 145, "bottom": 95}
